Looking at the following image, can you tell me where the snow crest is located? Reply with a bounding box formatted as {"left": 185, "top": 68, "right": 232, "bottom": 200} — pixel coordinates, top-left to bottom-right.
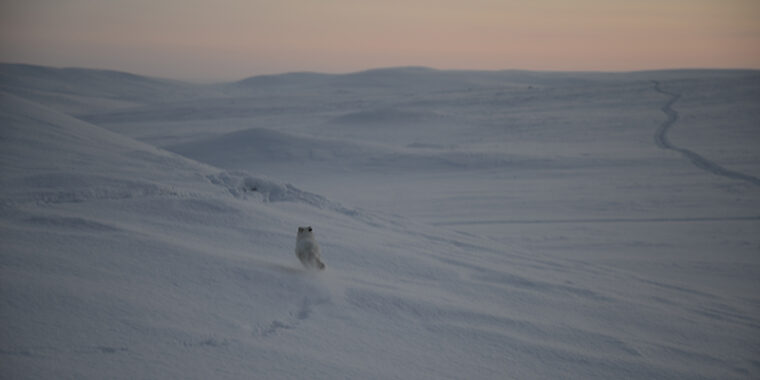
{"left": 207, "top": 171, "right": 364, "bottom": 217}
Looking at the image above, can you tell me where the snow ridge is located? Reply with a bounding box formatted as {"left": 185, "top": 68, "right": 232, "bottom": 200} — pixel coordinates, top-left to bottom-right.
{"left": 206, "top": 170, "right": 367, "bottom": 219}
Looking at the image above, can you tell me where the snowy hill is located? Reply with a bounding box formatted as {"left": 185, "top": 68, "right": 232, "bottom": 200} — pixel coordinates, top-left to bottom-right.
{"left": 1, "top": 64, "right": 759, "bottom": 379}
{"left": 0, "top": 63, "right": 221, "bottom": 116}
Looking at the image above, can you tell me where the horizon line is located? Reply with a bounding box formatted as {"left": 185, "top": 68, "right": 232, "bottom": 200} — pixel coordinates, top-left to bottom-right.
{"left": 2, "top": 61, "right": 760, "bottom": 85}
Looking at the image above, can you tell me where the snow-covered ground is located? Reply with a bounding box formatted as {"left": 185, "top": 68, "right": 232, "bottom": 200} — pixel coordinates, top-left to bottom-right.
{"left": 1, "top": 63, "right": 759, "bottom": 379}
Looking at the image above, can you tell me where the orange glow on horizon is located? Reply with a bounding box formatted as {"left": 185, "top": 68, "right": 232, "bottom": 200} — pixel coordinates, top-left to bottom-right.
{"left": 1, "top": 0, "right": 759, "bottom": 81}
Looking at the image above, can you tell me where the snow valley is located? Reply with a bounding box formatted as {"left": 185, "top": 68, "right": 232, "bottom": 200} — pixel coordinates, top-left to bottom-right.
{"left": 1, "top": 64, "right": 759, "bottom": 379}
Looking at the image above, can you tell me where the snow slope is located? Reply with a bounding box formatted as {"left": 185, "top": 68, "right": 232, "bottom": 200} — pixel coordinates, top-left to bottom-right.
{"left": 1, "top": 64, "right": 759, "bottom": 379}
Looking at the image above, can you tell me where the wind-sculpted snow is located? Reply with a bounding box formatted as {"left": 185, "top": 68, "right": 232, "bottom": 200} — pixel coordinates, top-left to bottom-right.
{"left": 15, "top": 173, "right": 182, "bottom": 205}
{"left": 1, "top": 65, "right": 759, "bottom": 379}
{"left": 205, "top": 170, "right": 365, "bottom": 219}
{"left": 167, "top": 127, "right": 376, "bottom": 166}
{"left": 332, "top": 107, "right": 441, "bottom": 125}
{"left": 166, "top": 126, "right": 583, "bottom": 178}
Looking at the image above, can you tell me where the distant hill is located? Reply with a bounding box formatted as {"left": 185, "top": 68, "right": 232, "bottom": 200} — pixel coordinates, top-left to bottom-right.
{"left": 0, "top": 63, "right": 210, "bottom": 114}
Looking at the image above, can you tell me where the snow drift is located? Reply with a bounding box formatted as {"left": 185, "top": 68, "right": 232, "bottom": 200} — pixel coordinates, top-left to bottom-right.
{"left": 1, "top": 64, "right": 759, "bottom": 379}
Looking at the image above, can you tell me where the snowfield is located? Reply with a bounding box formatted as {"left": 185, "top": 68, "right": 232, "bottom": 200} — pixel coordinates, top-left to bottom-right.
{"left": 1, "top": 64, "right": 759, "bottom": 379}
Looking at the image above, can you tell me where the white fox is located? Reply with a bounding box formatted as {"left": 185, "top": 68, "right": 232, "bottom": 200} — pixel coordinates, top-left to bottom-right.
{"left": 295, "top": 226, "right": 326, "bottom": 270}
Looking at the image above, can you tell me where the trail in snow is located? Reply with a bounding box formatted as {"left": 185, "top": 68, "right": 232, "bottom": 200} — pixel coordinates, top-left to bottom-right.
{"left": 652, "top": 81, "right": 760, "bottom": 186}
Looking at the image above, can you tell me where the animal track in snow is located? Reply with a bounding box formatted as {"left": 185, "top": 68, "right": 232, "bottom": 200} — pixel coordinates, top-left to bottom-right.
{"left": 652, "top": 81, "right": 760, "bottom": 186}
{"left": 255, "top": 296, "right": 321, "bottom": 337}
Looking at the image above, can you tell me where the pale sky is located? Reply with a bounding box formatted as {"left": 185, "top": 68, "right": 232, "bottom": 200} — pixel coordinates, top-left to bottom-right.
{"left": 1, "top": 0, "right": 759, "bottom": 82}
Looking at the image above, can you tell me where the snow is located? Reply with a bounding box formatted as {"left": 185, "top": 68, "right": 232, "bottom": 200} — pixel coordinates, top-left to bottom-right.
{"left": 1, "top": 64, "right": 759, "bottom": 379}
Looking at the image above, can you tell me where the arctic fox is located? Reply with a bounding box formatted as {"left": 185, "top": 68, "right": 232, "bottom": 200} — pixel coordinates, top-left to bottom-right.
{"left": 295, "top": 226, "right": 326, "bottom": 270}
